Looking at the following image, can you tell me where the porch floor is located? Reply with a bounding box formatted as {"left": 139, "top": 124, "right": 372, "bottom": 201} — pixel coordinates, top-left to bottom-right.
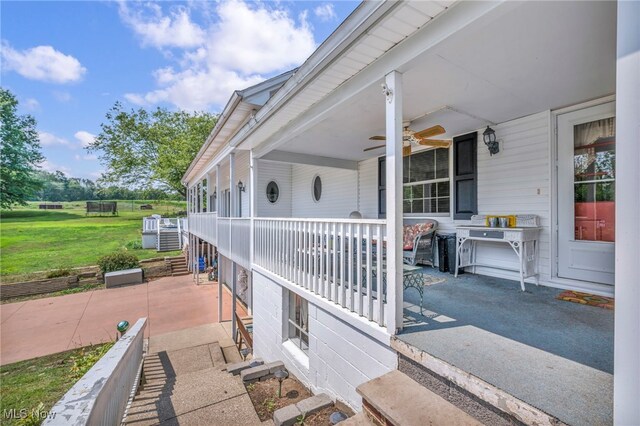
{"left": 399, "top": 269, "right": 613, "bottom": 426}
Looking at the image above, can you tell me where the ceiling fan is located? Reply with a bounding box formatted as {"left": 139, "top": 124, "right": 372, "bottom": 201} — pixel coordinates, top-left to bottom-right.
{"left": 364, "top": 123, "right": 451, "bottom": 156}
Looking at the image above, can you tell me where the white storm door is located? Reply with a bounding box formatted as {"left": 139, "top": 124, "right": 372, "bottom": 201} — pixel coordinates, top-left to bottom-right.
{"left": 557, "top": 102, "right": 615, "bottom": 285}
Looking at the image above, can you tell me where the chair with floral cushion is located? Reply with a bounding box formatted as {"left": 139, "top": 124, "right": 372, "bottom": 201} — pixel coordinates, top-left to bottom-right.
{"left": 402, "top": 220, "right": 438, "bottom": 266}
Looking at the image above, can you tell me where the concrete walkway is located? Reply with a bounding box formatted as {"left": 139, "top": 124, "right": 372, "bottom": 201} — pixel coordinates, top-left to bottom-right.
{"left": 1, "top": 275, "right": 243, "bottom": 365}
{"left": 125, "top": 323, "right": 264, "bottom": 426}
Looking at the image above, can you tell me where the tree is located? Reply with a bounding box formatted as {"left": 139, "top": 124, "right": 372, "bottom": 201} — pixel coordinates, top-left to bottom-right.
{"left": 0, "top": 88, "right": 44, "bottom": 209}
{"left": 89, "top": 102, "right": 217, "bottom": 196}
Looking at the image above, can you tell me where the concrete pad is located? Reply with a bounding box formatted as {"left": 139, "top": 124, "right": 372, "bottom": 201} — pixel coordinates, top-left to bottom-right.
{"left": 296, "top": 393, "right": 333, "bottom": 415}
{"left": 127, "top": 367, "right": 246, "bottom": 424}
{"left": 208, "top": 343, "right": 227, "bottom": 367}
{"left": 148, "top": 323, "right": 230, "bottom": 354}
{"left": 357, "top": 370, "right": 482, "bottom": 426}
{"left": 159, "top": 394, "right": 262, "bottom": 426}
{"left": 1, "top": 275, "right": 230, "bottom": 365}
{"left": 0, "top": 301, "right": 26, "bottom": 324}
{"left": 273, "top": 403, "right": 302, "bottom": 426}
{"left": 159, "top": 345, "right": 214, "bottom": 378}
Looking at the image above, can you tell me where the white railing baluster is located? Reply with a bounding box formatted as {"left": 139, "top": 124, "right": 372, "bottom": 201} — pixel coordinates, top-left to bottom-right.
{"left": 348, "top": 222, "right": 354, "bottom": 312}
{"left": 357, "top": 223, "right": 363, "bottom": 316}
{"left": 253, "top": 218, "right": 387, "bottom": 327}
{"left": 376, "top": 224, "right": 384, "bottom": 326}
{"left": 340, "top": 223, "right": 346, "bottom": 308}
{"left": 366, "top": 224, "right": 373, "bottom": 321}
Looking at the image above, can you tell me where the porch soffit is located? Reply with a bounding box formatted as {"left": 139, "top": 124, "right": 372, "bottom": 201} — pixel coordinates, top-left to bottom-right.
{"left": 234, "top": 1, "right": 455, "bottom": 153}
{"left": 250, "top": 1, "right": 616, "bottom": 162}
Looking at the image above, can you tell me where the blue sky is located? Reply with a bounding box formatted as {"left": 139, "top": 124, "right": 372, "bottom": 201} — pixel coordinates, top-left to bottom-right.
{"left": 1, "top": 1, "right": 359, "bottom": 180}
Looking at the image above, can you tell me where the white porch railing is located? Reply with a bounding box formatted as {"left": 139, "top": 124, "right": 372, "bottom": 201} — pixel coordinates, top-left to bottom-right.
{"left": 189, "top": 212, "right": 217, "bottom": 245}
{"left": 44, "top": 318, "right": 147, "bottom": 425}
{"left": 143, "top": 217, "right": 158, "bottom": 232}
{"left": 218, "top": 217, "right": 251, "bottom": 269}
{"left": 254, "top": 218, "right": 388, "bottom": 327}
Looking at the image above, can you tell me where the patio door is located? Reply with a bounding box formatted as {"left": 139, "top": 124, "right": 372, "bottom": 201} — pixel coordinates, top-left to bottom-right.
{"left": 557, "top": 102, "right": 615, "bottom": 285}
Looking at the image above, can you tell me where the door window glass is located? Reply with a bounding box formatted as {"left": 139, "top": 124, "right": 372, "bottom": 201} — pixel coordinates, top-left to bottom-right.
{"left": 573, "top": 117, "right": 615, "bottom": 242}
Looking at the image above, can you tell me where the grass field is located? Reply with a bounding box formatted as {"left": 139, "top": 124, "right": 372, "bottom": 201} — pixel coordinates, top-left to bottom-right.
{"left": 0, "top": 201, "right": 185, "bottom": 279}
{"left": 0, "top": 343, "right": 113, "bottom": 425}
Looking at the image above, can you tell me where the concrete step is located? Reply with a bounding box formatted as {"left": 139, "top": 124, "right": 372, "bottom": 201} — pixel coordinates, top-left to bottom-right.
{"left": 357, "top": 370, "right": 483, "bottom": 426}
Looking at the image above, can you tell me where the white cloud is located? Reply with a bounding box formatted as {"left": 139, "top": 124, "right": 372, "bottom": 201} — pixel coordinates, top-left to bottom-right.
{"left": 39, "top": 159, "right": 71, "bottom": 176}
{"left": 314, "top": 3, "right": 336, "bottom": 22}
{"left": 208, "top": 0, "right": 315, "bottom": 75}
{"left": 121, "top": 0, "right": 317, "bottom": 111}
{"left": 1, "top": 40, "right": 86, "bottom": 84}
{"left": 38, "top": 131, "right": 71, "bottom": 147}
{"left": 74, "top": 131, "right": 95, "bottom": 148}
{"left": 118, "top": 2, "right": 205, "bottom": 49}
{"left": 23, "top": 98, "right": 40, "bottom": 111}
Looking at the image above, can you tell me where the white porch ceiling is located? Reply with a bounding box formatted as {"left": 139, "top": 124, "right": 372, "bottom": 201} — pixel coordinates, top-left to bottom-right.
{"left": 277, "top": 1, "right": 616, "bottom": 162}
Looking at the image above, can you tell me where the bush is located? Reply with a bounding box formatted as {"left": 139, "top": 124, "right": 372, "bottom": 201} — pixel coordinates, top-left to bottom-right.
{"left": 124, "top": 239, "right": 143, "bottom": 250}
{"left": 97, "top": 251, "right": 139, "bottom": 274}
{"left": 46, "top": 266, "right": 73, "bottom": 278}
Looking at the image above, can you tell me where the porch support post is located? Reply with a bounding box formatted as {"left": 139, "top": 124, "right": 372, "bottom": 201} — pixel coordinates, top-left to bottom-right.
{"left": 232, "top": 261, "right": 237, "bottom": 340}
{"left": 230, "top": 153, "right": 236, "bottom": 217}
{"left": 216, "top": 164, "right": 222, "bottom": 321}
{"left": 250, "top": 151, "right": 257, "bottom": 266}
{"left": 200, "top": 180, "right": 204, "bottom": 213}
{"left": 384, "top": 70, "right": 403, "bottom": 334}
{"left": 614, "top": 2, "right": 640, "bottom": 423}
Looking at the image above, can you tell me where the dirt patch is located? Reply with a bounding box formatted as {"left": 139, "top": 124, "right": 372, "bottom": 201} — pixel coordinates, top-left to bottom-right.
{"left": 298, "top": 406, "right": 338, "bottom": 425}
{"left": 245, "top": 376, "right": 353, "bottom": 425}
{"left": 246, "top": 376, "right": 313, "bottom": 421}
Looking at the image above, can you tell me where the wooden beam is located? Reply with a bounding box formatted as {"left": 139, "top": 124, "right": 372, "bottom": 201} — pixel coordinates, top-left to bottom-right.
{"left": 260, "top": 150, "right": 358, "bottom": 170}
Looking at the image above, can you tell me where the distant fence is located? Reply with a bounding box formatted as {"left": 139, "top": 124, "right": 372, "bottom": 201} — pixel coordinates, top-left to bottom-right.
{"left": 86, "top": 201, "right": 118, "bottom": 215}
{"left": 44, "top": 318, "right": 147, "bottom": 426}
{"left": 39, "top": 204, "right": 63, "bottom": 209}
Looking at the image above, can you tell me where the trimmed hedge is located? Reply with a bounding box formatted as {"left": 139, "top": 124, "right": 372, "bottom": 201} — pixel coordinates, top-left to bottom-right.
{"left": 97, "top": 251, "right": 140, "bottom": 274}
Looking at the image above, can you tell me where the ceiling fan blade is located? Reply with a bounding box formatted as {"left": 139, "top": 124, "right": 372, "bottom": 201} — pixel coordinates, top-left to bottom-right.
{"left": 413, "top": 125, "right": 446, "bottom": 139}
{"left": 363, "top": 145, "right": 386, "bottom": 152}
{"left": 369, "top": 136, "right": 386, "bottom": 141}
{"left": 417, "top": 139, "right": 452, "bottom": 148}
{"left": 403, "top": 145, "right": 412, "bottom": 157}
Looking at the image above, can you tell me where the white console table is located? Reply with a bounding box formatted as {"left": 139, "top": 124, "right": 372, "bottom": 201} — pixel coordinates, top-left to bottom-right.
{"left": 455, "top": 226, "right": 541, "bottom": 291}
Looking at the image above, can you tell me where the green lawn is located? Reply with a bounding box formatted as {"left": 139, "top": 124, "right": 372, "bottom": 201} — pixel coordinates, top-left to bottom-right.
{"left": 0, "top": 201, "right": 184, "bottom": 278}
{"left": 0, "top": 343, "right": 113, "bottom": 425}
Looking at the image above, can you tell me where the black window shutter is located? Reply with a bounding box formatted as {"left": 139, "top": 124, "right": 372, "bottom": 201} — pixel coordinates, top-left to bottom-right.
{"left": 453, "top": 132, "right": 478, "bottom": 220}
{"left": 378, "top": 156, "right": 386, "bottom": 218}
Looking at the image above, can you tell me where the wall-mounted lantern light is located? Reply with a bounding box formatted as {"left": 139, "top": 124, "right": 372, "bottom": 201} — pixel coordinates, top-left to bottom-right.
{"left": 237, "top": 181, "right": 246, "bottom": 192}
{"left": 483, "top": 126, "right": 499, "bottom": 156}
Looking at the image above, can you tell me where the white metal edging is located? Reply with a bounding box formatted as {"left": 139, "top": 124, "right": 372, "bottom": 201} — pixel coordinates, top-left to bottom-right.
{"left": 44, "top": 318, "right": 147, "bottom": 426}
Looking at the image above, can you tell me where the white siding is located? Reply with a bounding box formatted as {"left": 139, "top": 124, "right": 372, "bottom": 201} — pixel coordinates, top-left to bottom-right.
{"left": 252, "top": 271, "right": 397, "bottom": 410}
{"left": 234, "top": 151, "right": 251, "bottom": 218}
{"left": 358, "top": 158, "right": 379, "bottom": 219}
{"left": 475, "top": 110, "right": 552, "bottom": 282}
{"left": 291, "top": 165, "right": 358, "bottom": 218}
{"left": 257, "top": 161, "right": 292, "bottom": 217}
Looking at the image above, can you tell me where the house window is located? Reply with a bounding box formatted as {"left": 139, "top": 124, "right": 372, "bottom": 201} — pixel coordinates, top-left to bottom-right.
{"left": 312, "top": 175, "right": 322, "bottom": 202}
{"left": 403, "top": 148, "right": 450, "bottom": 214}
{"left": 266, "top": 181, "right": 279, "bottom": 204}
{"left": 288, "top": 292, "right": 309, "bottom": 353}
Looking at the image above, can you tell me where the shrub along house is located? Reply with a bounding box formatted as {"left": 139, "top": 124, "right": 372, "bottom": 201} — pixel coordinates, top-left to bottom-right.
{"left": 182, "top": 1, "right": 639, "bottom": 424}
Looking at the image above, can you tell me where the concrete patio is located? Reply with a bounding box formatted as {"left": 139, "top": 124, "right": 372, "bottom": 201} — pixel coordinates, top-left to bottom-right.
{"left": 399, "top": 269, "right": 614, "bottom": 426}
{"left": 0, "top": 275, "right": 245, "bottom": 365}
